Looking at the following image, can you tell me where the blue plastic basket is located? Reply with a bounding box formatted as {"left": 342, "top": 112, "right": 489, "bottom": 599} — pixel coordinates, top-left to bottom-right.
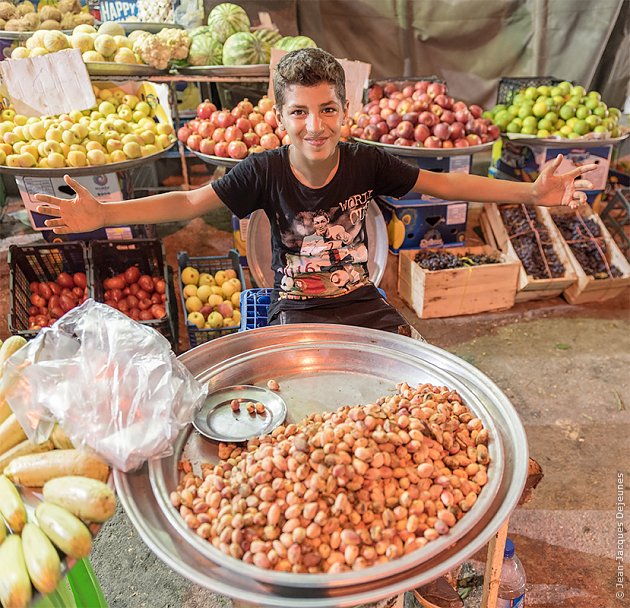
{"left": 239, "top": 288, "right": 273, "bottom": 331}
{"left": 239, "top": 287, "right": 387, "bottom": 331}
{"left": 178, "top": 249, "right": 247, "bottom": 349}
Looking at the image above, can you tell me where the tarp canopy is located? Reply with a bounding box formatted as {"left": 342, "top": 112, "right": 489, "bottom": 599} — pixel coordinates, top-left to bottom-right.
{"left": 209, "top": 0, "right": 628, "bottom": 109}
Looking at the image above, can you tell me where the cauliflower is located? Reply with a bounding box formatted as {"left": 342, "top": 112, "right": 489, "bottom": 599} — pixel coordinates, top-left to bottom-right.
{"left": 156, "top": 28, "right": 191, "bottom": 61}
{"left": 132, "top": 33, "right": 170, "bottom": 70}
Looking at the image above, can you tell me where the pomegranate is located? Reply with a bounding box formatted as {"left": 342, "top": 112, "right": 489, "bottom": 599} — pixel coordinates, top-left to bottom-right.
{"left": 212, "top": 127, "right": 226, "bottom": 142}
{"left": 264, "top": 110, "right": 278, "bottom": 128}
{"left": 257, "top": 96, "right": 274, "bottom": 113}
{"left": 237, "top": 98, "right": 254, "bottom": 115}
{"left": 248, "top": 145, "right": 265, "bottom": 155}
{"left": 236, "top": 117, "right": 252, "bottom": 133}
{"left": 214, "top": 141, "right": 229, "bottom": 157}
{"left": 197, "top": 100, "right": 217, "bottom": 120}
{"left": 199, "top": 138, "right": 215, "bottom": 155}
{"left": 186, "top": 133, "right": 202, "bottom": 151}
{"left": 216, "top": 111, "right": 235, "bottom": 129}
{"left": 254, "top": 122, "right": 273, "bottom": 138}
{"left": 225, "top": 126, "right": 243, "bottom": 142}
{"left": 177, "top": 126, "right": 191, "bottom": 142}
{"left": 243, "top": 131, "right": 260, "bottom": 148}
{"left": 227, "top": 140, "right": 248, "bottom": 159}
{"left": 197, "top": 121, "right": 215, "bottom": 139}
{"left": 248, "top": 112, "right": 264, "bottom": 126}
{"left": 260, "top": 133, "right": 281, "bottom": 150}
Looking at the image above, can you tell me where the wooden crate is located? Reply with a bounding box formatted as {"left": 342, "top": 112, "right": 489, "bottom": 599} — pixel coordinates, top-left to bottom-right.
{"left": 545, "top": 206, "right": 630, "bottom": 304}
{"left": 480, "top": 203, "right": 577, "bottom": 302}
{"left": 398, "top": 246, "right": 520, "bottom": 319}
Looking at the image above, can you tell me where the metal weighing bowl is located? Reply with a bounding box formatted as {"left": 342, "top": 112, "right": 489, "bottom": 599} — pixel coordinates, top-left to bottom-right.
{"left": 188, "top": 148, "right": 240, "bottom": 169}
{"left": 115, "top": 325, "right": 528, "bottom": 608}
{"left": 246, "top": 201, "right": 389, "bottom": 288}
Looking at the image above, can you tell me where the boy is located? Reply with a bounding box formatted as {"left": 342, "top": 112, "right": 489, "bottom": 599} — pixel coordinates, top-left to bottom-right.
{"left": 35, "top": 48, "right": 596, "bottom": 333}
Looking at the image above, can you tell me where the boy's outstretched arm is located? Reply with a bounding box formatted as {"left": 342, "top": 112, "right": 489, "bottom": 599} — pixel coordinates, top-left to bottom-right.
{"left": 34, "top": 176, "right": 224, "bottom": 235}
{"left": 412, "top": 154, "right": 597, "bottom": 208}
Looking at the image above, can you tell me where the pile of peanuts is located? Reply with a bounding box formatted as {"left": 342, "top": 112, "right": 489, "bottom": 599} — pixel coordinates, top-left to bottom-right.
{"left": 171, "top": 382, "right": 490, "bottom": 574}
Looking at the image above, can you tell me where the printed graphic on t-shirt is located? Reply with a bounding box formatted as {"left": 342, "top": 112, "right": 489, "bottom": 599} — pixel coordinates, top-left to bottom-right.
{"left": 280, "top": 191, "right": 372, "bottom": 298}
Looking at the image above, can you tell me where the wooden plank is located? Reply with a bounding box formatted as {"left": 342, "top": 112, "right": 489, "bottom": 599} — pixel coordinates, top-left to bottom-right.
{"left": 398, "top": 246, "right": 519, "bottom": 319}
{"left": 481, "top": 204, "right": 577, "bottom": 300}
{"left": 481, "top": 520, "right": 509, "bottom": 608}
{"left": 546, "top": 206, "right": 630, "bottom": 304}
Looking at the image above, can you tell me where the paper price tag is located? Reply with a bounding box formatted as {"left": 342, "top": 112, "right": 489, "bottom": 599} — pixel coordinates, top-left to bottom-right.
{"left": 0, "top": 49, "right": 95, "bottom": 117}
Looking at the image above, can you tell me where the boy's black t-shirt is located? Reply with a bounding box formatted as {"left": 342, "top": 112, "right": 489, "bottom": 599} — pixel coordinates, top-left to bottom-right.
{"left": 212, "top": 141, "right": 419, "bottom": 299}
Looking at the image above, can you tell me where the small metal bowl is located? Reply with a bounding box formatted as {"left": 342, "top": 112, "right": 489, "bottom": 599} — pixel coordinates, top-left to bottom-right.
{"left": 192, "top": 384, "right": 287, "bottom": 443}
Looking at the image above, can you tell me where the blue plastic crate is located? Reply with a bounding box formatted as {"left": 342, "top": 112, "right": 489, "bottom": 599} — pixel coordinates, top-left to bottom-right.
{"left": 239, "top": 288, "right": 273, "bottom": 331}
{"left": 178, "top": 249, "right": 246, "bottom": 349}
{"left": 239, "top": 287, "right": 388, "bottom": 331}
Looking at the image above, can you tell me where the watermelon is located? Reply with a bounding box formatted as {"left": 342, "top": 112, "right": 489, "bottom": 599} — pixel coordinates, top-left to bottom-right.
{"left": 188, "top": 34, "right": 224, "bottom": 66}
{"left": 251, "top": 28, "right": 282, "bottom": 47}
{"left": 272, "top": 36, "right": 318, "bottom": 52}
{"left": 190, "top": 26, "right": 212, "bottom": 38}
{"left": 223, "top": 32, "right": 271, "bottom": 65}
{"left": 207, "top": 3, "right": 251, "bottom": 44}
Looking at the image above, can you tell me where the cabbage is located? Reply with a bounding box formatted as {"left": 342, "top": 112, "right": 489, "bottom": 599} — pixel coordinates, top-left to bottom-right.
{"left": 187, "top": 34, "right": 223, "bottom": 66}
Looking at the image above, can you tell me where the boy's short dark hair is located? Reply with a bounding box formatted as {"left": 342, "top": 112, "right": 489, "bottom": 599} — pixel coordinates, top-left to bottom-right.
{"left": 273, "top": 48, "right": 346, "bottom": 112}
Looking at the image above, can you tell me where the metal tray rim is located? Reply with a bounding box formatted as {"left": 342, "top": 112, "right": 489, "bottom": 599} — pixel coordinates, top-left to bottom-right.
{"left": 352, "top": 138, "right": 495, "bottom": 157}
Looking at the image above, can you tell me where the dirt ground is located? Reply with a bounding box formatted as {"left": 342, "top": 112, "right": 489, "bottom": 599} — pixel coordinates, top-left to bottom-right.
{"left": 1, "top": 198, "right": 628, "bottom": 608}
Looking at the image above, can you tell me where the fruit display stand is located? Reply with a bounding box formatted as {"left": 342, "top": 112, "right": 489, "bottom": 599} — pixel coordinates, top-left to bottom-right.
{"left": 599, "top": 186, "right": 630, "bottom": 261}
{"left": 397, "top": 246, "right": 520, "bottom": 319}
{"left": 545, "top": 205, "right": 630, "bottom": 304}
{"left": 177, "top": 249, "right": 246, "bottom": 348}
{"left": 479, "top": 203, "right": 578, "bottom": 302}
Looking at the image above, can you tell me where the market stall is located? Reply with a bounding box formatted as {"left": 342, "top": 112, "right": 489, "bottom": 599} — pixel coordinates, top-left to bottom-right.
{"left": 0, "top": 1, "right": 628, "bottom": 607}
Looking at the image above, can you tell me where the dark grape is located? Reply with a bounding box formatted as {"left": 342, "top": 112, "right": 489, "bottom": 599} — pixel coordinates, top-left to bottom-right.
{"left": 500, "top": 205, "right": 565, "bottom": 279}
{"left": 413, "top": 250, "right": 501, "bottom": 271}
{"left": 552, "top": 213, "right": 622, "bottom": 279}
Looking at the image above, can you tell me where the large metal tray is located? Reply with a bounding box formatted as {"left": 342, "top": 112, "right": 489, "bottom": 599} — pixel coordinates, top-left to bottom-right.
{"left": 188, "top": 148, "right": 240, "bottom": 169}
{"left": 0, "top": 29, "right": 73, "bottom": 40}
{"left": 0, "top": 143, "right": 175, "bottom": 177}
{"left": 115, "top": 325, "right": 528, "bottom": 607}
{"left": 178, "top": 64, "right": 270, "bottom": 78}
{"left": 503, "top": 131, "right": 629, "bottom": 147}
{"left": 353, "top": 138, "right": 495, "bottom": 158}
{"left": 245, "top": 201, "right": 389, "bottom": 289}
{"left": 86, "top": 62, "right": 168, "bottom": 77}
{"left": 119, "top": 22, "right": 183, "bottom": 34}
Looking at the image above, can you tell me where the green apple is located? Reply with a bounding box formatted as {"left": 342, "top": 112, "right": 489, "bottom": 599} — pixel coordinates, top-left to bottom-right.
{"left": 536, "top": 129, "right": 550, "bottom": 138}
{"left": 559, "top": 125, "right": 573, "bottom": 137}
{"left": 524, "top": 87, "right": 538, "bottom": 100}
{"left": 585, "top": 115, "right": 601, "bottom": 128}
{"left": 98, "top": 101, "right": 116, "bottom": 116}
{"left": 572, "top": 119, "right": 589, "bottom": 136}
{"left": 532, "top": 101, "right": 548, "bottom": 117}
{"left": 593, "top": 104, "right": 608, "bottom": 118}
{"left": 537, "top": 118, "right": 553, "bottom": 132}
{"left": 559, "top": 105, "right": 575, "bottom": 120}
{"left": 506, "top": 120, "right": 522, "bottom": 133}
{"left": 587, "top": 90, "right": 601, "bottom": 102}
{"left": 575, "top": 106, "right": 591, "bottom": 120}
{"left": 522, "top": 116, "right": 538, "bottom": 130}
{"left": 593, "top": 125, "right": 607, "bottom": 133}
{"left": 517, "top": 104, "right": 533, "bottom": 119}
{"left": 570, "top": 85, "right": 586, "bottom": 98}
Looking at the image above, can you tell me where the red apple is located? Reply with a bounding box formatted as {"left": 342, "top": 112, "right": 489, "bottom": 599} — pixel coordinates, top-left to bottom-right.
{"left": 466, "top": 133, "right": 482, "bottom": 146}
{"left": 402, "top": 112, "right": 419, "bottom": 125}
{"left": 389, "top": 91, "right": 404, "bottom": 101}
{"left": 454, "top": 138, "right": 470, "bottom": 148}
{"left": 350, "top": 125, "right": 364, "bottom": 138}
{"left": 449, "top": 122, "right": 465, "bottom": 140}
{"left": 427, "top": 82, "right": 447, "bottom": 98}
{"left": 454, "top": 109, "right": 471, "bottom": 124}
{"left": 440, "top": 110, "right": 455, "bottom": 124}
{"left": 379, "top": 98, "right": 390, "bottom": 109}
{"left": 487, "top": 124, "right": 501, "bottom": 140}
{"left": 430, "top": 104, "right": 444, "bottom": 117}
{"left": 228, "top": 140, "right": 248, "bottom": 159}
{"left": 385, "top": 113, "right": 402, "bottom": 130}
{"left": 196, "top": 100, "right": 217, "bottom": 120}
{"left": 414, "top": 124, "right": 431, "bottom": 142}
{"left": 452, "top": 101, "right": 468, "bottom": 113}
{"left": 396, "top": 120, "right": 415, "bottom": 140}
{"left": 368, "top": 84, "right": 384, "bottom": 101}
{"left": 375, "top": 121, "right": 388, "bottom": 137}
{"left": 363, "top": 124, "right": 380, "bottom": 141}
{"left": 380, "top": 107, "right": 395, "bottom": 120}
{"left": 423, "top": 136, "right": 442, "bottom": 148}
{"left": 379, "top": 133, "right": 397, "bottom": 144}
{"left": 368, "top": 104, "right": 382, "bottom": 116}
{"left": 434, "top": 94, "right": 451, "bottom": 109}
{"left": 383, "top": 83, "right": 399, "bottom": 97}
{"left": 414, "top": 80, "right": 430, "bottom": 93}
{"left": 433, "top": 122, "right": 451, "bottom": 141}
{"left": 369, "top": 114, "right": 382, "bottom": 125}
{"left": 402, "top": 85, "right": 415, "bottom": 98}
{"left": 472, "top": 118, "right": 488, "bottom": 135}
{"left": 418, "top": 111, "right": 437, "bottom": 127}
{"left": 199, "top": 138, "right": 215, "bottom": 155}
{"left": 396, "top": 99, "right": 412, "bottom": 115}
{"left": 356, "top": 113, "right": 370, "bottom": 128}
{"left": 394, "top": 137, "right": 413, "bottom": 146}
{"left": 442, "top": 140, "right": 454, "bottom": 149}
{"left": 469, "top": 104, "right": 483, "bottom": 118}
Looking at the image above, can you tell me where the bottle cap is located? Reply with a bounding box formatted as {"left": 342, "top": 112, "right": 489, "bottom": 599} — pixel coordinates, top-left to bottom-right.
{"left": 504, "top": 538, "right": 515, "bottom": 558}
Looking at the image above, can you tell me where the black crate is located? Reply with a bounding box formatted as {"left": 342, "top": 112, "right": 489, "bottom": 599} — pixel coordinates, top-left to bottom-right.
{"left": 496, "top": 76, "right": 567, "bottom": 105}
{"left": 89, "top": 239, "right": 177, "bottom": 349}
{"left": 8, "top": 242, "right": 91, "bottom": 339}
{"left": 177, "top": 250, "right": 246, "bottom": 349}
{"left": 600, "top": 187, "right": 630, "bottom": 261}
{"left": 364, "top": 75, "right": 445, "bottom": 104}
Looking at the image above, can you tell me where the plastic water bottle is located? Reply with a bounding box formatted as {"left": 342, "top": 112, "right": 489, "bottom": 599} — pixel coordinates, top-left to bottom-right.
{"left": 497, "top": 538, "right": 526, "bottom": 607}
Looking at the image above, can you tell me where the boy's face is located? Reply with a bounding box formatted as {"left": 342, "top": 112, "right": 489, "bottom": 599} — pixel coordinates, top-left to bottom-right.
{"left": 275, "top": 82, "right": 348, "bottom": 163}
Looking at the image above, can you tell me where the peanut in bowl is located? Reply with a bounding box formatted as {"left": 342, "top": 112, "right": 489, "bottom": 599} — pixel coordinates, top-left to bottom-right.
{"left": 164, "top": 381, "right": 495, "bottom": 580}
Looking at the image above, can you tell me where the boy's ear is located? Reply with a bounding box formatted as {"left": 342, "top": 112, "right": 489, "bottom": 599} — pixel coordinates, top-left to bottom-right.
{"left": 273, "top": 104, "right": 283, "bottom": 127}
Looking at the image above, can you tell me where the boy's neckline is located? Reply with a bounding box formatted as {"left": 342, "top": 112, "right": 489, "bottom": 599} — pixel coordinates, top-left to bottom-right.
{"left": 287, "top": 144, "right": 341, "bottom": 190}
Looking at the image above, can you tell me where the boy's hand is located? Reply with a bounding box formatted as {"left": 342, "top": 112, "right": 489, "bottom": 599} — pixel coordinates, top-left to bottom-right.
{"left": 34, "top": 175, "right": 105, "bottom": 234}
{"left": 532, "top": 154, "right": 597, "bottom": 208}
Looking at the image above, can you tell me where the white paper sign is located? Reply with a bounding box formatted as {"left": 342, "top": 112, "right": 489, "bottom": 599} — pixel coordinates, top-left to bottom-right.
{"left": 268, "top": 48, "right": 371, "bottom": 117}
{"left": 0, "top": 49, "right": 95, "bottom": 117}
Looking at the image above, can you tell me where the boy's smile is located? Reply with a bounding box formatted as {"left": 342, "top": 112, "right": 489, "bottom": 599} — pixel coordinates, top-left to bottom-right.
{"left": 275, "top": 82, "right": 348, "bottom": 172}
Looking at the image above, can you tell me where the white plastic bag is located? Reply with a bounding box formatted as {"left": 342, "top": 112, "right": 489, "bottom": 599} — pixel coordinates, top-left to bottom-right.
{"left": 173, "top": 0, "right": 204, "bottom": 30}
{"left": 1, "top": 300, "right": 207, "bottom": 472}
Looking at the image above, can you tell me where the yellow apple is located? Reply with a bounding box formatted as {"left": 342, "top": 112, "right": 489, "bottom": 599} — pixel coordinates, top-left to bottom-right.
{"left": 198, "top": 273, "right": 215, "bottom": 286}
{"left": 214, "top": 270, "right": 227, "bottom": 286}
{"left": 187, "top": 312, "right": 205, "bottom": 329}
{"left": 181, "top": 266, "right": 200, "bottom": 286}
{"left": 87, "top": 149, "right": 107, "bottom": 165}
{"left": 122, "top": 142, "right": 142, "bottom": 159}
{"left": 230, "top": 291, "right": 241, "bottom": 308}
{"left": 47, "top": 152, "right": 66, "bottom": 168}
{"left": 185, "top": 296, "right": 203, "bottom": 313}
{"left": 207, "top": 294, "right": 223, "bottom": 309}
{"left": 182, "top": 284, "right": 197, "bottom": 298}
{"left": 67, "top": 150, "right": 87, "bottom": 167}
{"left": 110, "top": 149, "right": 125, "bottom": 163}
